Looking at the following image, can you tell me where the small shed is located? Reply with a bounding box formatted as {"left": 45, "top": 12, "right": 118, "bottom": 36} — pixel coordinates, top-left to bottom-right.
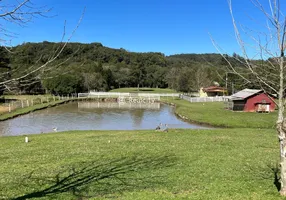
{"left": 199, "top": 86, "right": 227, "bottom": 97}
{"left": 227, "top": 89, "right": 275, "bottom": 112}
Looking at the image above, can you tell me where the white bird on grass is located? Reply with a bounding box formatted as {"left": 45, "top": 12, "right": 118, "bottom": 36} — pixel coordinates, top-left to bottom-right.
{"left": 162, "top": 124, "right": 168, "bottom": 132}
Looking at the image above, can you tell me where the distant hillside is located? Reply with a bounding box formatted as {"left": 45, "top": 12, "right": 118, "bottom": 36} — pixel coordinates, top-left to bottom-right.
{"left": 0, "top": 42, "right": 245, "bottom": 95}
{"left": 167, "top": 53, "right": 223, "bottom": 64}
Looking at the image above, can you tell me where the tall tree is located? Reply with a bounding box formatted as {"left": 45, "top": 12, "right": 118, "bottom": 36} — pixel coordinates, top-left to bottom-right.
{"left": 130, "top": 63, "right": 146, "bottom": 90}
{"left": 189, "top": 66, "right": 213, "bottom": 91}
{"left": 213, "top": 0, "right": 286, "bottom": 195}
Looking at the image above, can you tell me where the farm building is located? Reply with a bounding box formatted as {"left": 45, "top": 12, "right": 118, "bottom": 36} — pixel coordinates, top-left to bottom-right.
{"left": 199, "top": 86, "right": 227, "bottom": 97}
{"left": 226, "top": 89, "right": 275, "bottom": 112}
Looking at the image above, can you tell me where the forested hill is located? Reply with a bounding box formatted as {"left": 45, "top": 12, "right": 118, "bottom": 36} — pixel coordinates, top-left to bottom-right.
{"left": 1, "top": 42, "right": 238, "bottom": 95}
{"left": 167, "top": 53, "right": 223, "bottom": 64}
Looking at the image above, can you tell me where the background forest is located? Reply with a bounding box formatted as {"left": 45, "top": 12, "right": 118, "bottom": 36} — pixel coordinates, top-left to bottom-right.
{"left": 0, "top": 42, "right": 255, "bottom": 95}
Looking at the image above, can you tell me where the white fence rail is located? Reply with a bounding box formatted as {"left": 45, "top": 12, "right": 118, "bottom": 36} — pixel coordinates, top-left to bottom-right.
{"left": 181, "top": 95, "right": 229, "bottom": 103}
{"left": 78, "top": 92, "right": 180, "bottom": 98}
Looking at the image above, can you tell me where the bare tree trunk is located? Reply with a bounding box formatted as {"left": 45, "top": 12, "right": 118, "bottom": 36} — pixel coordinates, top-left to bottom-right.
{"left": 279, "top": 121, "right": 286, "bottom": 194}
{"left": 278, "top": 56, "right": 286, "bottom": 194}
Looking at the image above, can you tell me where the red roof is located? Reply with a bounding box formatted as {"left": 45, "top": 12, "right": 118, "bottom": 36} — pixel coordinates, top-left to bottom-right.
{"left": 203, "top": 86, "right": 227, "bottom": 92}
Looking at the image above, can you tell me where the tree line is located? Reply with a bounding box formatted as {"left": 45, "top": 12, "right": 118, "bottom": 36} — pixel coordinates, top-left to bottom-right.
{"left": 0, "top": 42, "right": 255, "bottom": 95}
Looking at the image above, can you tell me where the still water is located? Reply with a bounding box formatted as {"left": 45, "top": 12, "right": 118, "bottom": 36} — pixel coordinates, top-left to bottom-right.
{"left": 0, "top": 101, "right": 209, "bottom": 136}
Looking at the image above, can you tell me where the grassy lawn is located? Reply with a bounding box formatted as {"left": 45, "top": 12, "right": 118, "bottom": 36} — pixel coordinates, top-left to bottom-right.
{"left": 0, "top": 95, "right": 284, "bottom": 199}
{"left": 162, "top": 97, "right": 277, "bottom": 129}
{"left": 109, "top": 87, "right": 178, "bottom": 93}
{"left": 0, "top": 128, "right": 282, "bottom": 200}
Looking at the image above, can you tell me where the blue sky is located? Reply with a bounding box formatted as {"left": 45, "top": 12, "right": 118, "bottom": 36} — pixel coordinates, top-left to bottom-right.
{"left": 4, "top": 0, "right": 286, "bottom": 56}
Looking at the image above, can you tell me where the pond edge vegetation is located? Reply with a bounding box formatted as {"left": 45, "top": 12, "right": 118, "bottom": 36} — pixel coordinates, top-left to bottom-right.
{"left": 0, "top": 99, "right": 75, "bottom": 121}
{"left": 160, "top": 100, "right": 220, "bottom": 129}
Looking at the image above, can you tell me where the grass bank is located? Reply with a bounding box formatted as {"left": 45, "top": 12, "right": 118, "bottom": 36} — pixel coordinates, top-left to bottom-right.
{"left": 161, "top": 97, "right": 277, "bottom": 129}
{"left": 0, "top": 128, "right": 281, "bottom": 200}
{"left": 0, "top": 99, "right": 72, "bottom": 121}
{"left": 110, "top": 87, "right": 177, "bottom": 93}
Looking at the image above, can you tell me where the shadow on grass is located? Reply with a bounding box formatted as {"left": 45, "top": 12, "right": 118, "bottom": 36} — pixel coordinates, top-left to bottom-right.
{"left": 11, "top": 154, "right": 176, "bottom": 200}
{"left": 138, "top": 89, "right": 154, "bottom": 92}
{"left": 0, "top": 98, "right": 17, "bottom": 103}
{"left": 250, "top": 163, "right": 281, "bottom": 192}
{"left": 269, "top": 164, "right": 281, "bottom": 191}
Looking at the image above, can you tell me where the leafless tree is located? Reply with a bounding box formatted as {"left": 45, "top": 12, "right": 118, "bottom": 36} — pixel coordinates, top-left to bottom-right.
{"left": 192, "top": 66, "right": 212, "bottom": 90}
{"left": 0, "top": 0, "right": 51, "bottom": 46}
{"left": 0, "top": 0, "right": 84, "bottom": 93}
{"left": 212, "top": 0, "right": 286, "bottom": 195}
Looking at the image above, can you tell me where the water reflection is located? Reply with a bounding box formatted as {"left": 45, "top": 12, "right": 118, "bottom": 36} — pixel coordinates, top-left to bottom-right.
{"left": 0, "top": 102, "right": 210, "bottom": 136}
{"left": 78, "top": 101, "right": 161, "bottom": 110}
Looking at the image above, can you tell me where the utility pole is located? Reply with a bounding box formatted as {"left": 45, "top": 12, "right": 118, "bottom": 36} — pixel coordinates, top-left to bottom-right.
{"left": 225, "top": 73, "right": 228, "bottom": 91}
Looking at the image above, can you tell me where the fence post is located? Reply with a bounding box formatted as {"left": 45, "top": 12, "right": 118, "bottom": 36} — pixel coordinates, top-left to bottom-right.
{"left": 27, "top": 100, "right": 29, "bottom": 107}
{"left": 31, "top": 99, "right": 34, "bottom": 106}
{"left": 8, "top": 104, "right": 11, "bottom": 112}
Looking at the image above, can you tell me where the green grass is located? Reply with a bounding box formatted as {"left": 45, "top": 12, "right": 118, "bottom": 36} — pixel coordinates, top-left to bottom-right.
{"left": 109, "top": 87, "right": 178, "bottom": 93}
{"left": 0, "top": 95, "right": 283, "bottom": 199}
{"left": 161, "top": 97, "right": 277, "bottom": 129}
{"left": 0, "top": 129, "right": 282, "bottom": 200}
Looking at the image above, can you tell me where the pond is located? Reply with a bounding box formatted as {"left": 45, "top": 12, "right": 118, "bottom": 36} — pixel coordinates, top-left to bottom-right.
{"left": 0, "top": 101, "right": 210, "bottom": 136}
